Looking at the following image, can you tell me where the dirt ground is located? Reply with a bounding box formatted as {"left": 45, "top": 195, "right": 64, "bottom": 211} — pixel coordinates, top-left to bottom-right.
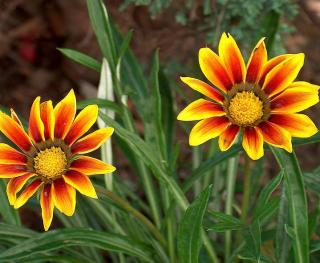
{"left": 0, "top": 0, "right": 320, "bottom": 173}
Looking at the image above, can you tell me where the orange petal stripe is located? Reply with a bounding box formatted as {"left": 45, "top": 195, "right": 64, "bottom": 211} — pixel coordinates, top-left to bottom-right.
{"left": 0, "top": 164, "right": 28, "bottom": 178}
{"left": 64, "top": 104, "right": 98, "bottom": 146}
{"left": 40, "top": 100, "right": 55, "bottom": 140}
{"left": 54, "top": 89, "right": 76, "bottom": 139}
{"left": 242, "top": 127, "right": 264, "bottom": 160}
{"left": 0, "top": 112, "right": 33, "bottom": 152}
{"left": 246, "top": 38, "right": 267, "bottom": 83}
{"left": 7, "top": 173, "right": 35, "bottom": 205}
{"left": 199, "top": 48, "right": 233, "bottom": 92}
{"left": 70, "top": 156, "right": 116, "bottom": 175}
{"left": 189, "top": 116, "right": 230, "bottom": 146}
{"left": 218, "top": 33, "right": 246, "bottom": 84}
{"left": 14, "top": 179, "right": 43, "bottom": 208}
{"left": 63, "top": 170, "right": 97, "bottom": 198}
{"left": 269, "top": 113, "right": 318, "bottom": 138}
{"left": 270, "top": 82, "right": 319, "bottom": 113}
{"left": 71, "top": 127, "right": 114, "bottom": 155}
{"left": 52, "top": 178, "right": 76, "bottom": 216}
{"left": 0, "top": 143, "right": 27, "bottom": 165}
{"left": 262, "top": 54, "right": 305, "bottom": 97}
{"left": 40, "top": 184, "right": 54, "bottom": 231}
{"left": 258, "top": 54, "right": 294, "bottom": 86}
{"left": 29, "top": 96, "right": 45, "bottom": 143}
{"left": 177, "top": 99, "right": 225, "bottom": 121}
{"left": 218, "top": 124, "right": 240, "bottom": 151}
{"left": 180, "top": 77, "right": 224, "bottom": 102}
{"left": 258, "top": 121, "right": 292, "bottom": 152}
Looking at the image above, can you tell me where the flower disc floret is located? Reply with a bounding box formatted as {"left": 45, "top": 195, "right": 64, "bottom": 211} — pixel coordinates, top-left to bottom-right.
{"left": 34, "top": 147, "right": 67, "bottom": 179}
{"left": 228, "top": 91, "right": 263, "bottom": 126}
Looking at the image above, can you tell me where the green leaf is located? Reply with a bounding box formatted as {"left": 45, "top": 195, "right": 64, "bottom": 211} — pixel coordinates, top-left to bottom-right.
{"left": 177, "top": 185, "right": 213, "bottom": 263}
{"left": 253, "top": 171, "right": 283, "bottom": 219}
{"left": 0, "top": 228, "right": 153, "bottom": 263}
{"left": 183, "top": 144, "right": 242, "bottom": 192}
{"left": 99, "top": 112, "right": 188, "bottom": 210}
{"left": 86, "top": 0, "right": 117, "bottom": 70}
{"left": 57, "top": 48, "right": 101, "bottom": 72}
{"left": 117, "top": 29, "right": 133, "bottom": 63}
{"left": 254, "top": 198, "right": 280, "bottom": 225}
{"left": 239, "top": 220, "right": 261, "bottom": 261}
{"left": 271, "top": 148, "right": 309, "bottom": 263}
{"left": 77, "top": 98, "right": 122, "bottom": 115}
{"left": 275, "top": 186, "right": 291, "bottom": 263}
{"left": 208, "top": 211, "right": 245, "bottom": 232}
{"left": 0, "top": 181, "right": 20, "bottom": 225}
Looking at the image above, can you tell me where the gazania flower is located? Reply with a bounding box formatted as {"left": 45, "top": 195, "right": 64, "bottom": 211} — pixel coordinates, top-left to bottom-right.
{"left": 0, "top": 90, "right": 115, "bottom": 230}
{"left": 178, "top": 33, "right": 319, "bottom": 160}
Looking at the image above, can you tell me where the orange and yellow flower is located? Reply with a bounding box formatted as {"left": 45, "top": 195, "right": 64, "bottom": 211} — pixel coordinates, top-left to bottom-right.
{"left": 178, "top": 33, "right": 319, "bottom": 160}
{"left": 0, "top": 90, "right": 115, "bottom": 230}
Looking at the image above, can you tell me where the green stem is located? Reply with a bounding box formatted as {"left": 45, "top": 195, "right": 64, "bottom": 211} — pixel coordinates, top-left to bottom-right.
{"left": 192, "top": 147, "right": 202, "bottom": 195}
{"left": 225, "top": 156, "right": 239, "bottom": 261}
{"left": 97, "top": 187, "right": 167, "bottom": 249}
{"left": 240, "top": 155, "right": 252, "bottom": 222}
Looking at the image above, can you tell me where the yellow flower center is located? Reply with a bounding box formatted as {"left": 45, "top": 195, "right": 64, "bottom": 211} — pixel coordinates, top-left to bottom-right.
{"left": 34, "top": 147, "right": 67, "bottom": 179}
{"left": 228, "top": 91, "right": 263, "bottom": 126}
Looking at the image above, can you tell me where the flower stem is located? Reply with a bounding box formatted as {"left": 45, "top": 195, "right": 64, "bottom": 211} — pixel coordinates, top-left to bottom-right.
{"left": 96, "top": 187, "right": 167, "bottom": 249}
{"left": 225, "top": 156, "right": 239, "bottom": 261}
{"left": 240, "top": 154, "right": 252, "bottom": 222}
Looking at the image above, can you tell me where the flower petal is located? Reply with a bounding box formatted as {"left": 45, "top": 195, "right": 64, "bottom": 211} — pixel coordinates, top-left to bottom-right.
{"left": 64, "top": 105, "right": 98, "bottom": 146}
{"left": 189, "top": 116, "right": 230, "bottom": 146}
{"left": 29, "top": 96, "right": 45, "bottom": 143}
{"left": 180, "top": 77, "right": 225, "bottom": 102}
{"left": 262, "top": 54, "right": 305, "bottom": 97}
{"left": 7, "top": 173, "right": 35, "bottom": 205}
{"left": 40, "top": 100, "right": 55, "bottom": 140}
{"left": 269, "top": 113, "right": 318, "bottom": 138}
{"left": 0, "top": 165, "right": 28, "bottom": 178}
{"left": 218, "top": 124, "right": 240, "bottom": 151}
{"left": 258, "top": 54, "right": 294, "bottom": 86}
{"left": 70, "top": 156, "right": 116, "bottom": 175}
{"left": 52, "top": 178, "right": 76, "bottom": 216}
{"left": 270, "top": 81, "right": 319, "bottom": 113}
{"left": 246, "top": 38, "right": 267, "bottom": 83}
{"left": 0, "top": 143, "right": 27, "bottom": 165}
{"left": 177, "top": 99, "right": 225, "bottom": 121}
{"left": 14, "top": 179, "right": 43, "bottom": 209}
{"left": 258, "top": 121, "right": 292, "bottom": 152}
{"left": 71, "top": 127, "right": 114, "bottom": 155}
{"left": 0, "top": 112, "right": 33, "bottom": 152}
{"left": 218, "top": 33, "right": 246, "bottom": 84}
{"left": 63, "top": 170, "right": 97, "bottom": 198}
{"left": 40, "top": 184, "right": 54, "bottom": 231}
{"left": 242, "top": 127, "right": 264, "bottom": 160}
{"left": 199, "top": 48, "right": 233, "bottom": 92}
{"left": 10, "top": 109, "right": 23, "bottom": 127}
{"left": 54, "top": 89, "right": 76, "bottom": 139}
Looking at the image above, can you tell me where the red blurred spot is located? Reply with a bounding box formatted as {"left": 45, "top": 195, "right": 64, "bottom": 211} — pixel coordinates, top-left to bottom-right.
{"left": 19, "top": 37, "right": 36, "bottom": 63}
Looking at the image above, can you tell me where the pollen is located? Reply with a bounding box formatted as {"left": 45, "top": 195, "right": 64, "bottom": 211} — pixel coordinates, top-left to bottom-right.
{"left": 228, "top": 91, "right": 263, "bottom": 126}
{"left": 34, "top": 147, "right": 67, "bottom": 179}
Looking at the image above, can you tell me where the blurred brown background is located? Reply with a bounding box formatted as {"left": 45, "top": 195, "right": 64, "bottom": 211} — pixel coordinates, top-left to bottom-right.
{"left": 0, "top": 0, "right": 320, "bottom": 170}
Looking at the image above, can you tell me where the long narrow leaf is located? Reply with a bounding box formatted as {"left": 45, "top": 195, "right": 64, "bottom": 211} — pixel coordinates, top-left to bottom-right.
{"left": 0, "top": 228, "right": 153, "bottom": 263}
{"left": 177, "top": 185, "right": 213, "bottom": 263}
{"left": 271, "top": 148, "right": 309, "bottom": 263}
